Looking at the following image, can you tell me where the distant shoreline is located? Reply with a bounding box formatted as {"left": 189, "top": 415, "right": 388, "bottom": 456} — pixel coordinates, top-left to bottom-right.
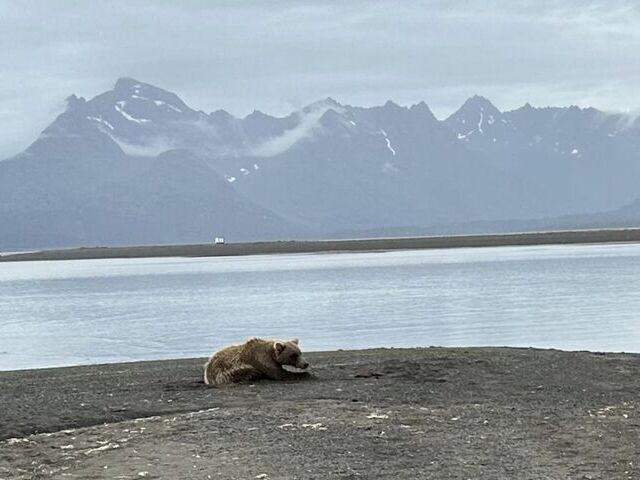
{"left": 2, "top": 227, "right": 640, "bottom": 263}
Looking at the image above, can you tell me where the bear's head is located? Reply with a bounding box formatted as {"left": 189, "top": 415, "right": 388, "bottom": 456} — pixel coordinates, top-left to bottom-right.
{"left": 274, "top": 338, "right": 309, "bottom": 370}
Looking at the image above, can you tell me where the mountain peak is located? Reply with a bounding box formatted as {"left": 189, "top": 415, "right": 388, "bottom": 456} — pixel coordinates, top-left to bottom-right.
{"left": 65, "top": 94, "right": 86, "bottom": 110}
{"left": 410, "top": 100, "right": 429, "bottom": 111}
{"left": 324, "top": 96, "right": 341, "bottom": 107}
{"left": 102, "top": 77, "right": 195, "bottom": 120}
{"left": 459, "top": 95, "right": 500, "bottom": 115}
{"left": 383, "top": 100, "right": 403, "bottom": 110}
{"left": 444, "top": 95, "right": 502, "bottom": 132}
{"left": 409, "top": 101, "right": 437, "bottom": 120}
{"left": 302, "top": 97, "right": 343, "bottom": 114}
{"left": 112, "top": 77, "right": 186, "bottom": 105}
{"left": 210, "top": 109, "right": 236, "bottom": 121}
{"left": 114, "top": 77, "right": 146, "bottom": 92}
{"left": 245, "top": 109, "right": 273, "bottom": 121}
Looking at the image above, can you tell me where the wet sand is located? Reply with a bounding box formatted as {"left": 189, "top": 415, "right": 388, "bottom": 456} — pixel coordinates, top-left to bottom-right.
{"left": 1, "top": 347, "right": 639, "bottom": 479}
{"left": 2, "top": 228, "right": 640, "bottom": 262}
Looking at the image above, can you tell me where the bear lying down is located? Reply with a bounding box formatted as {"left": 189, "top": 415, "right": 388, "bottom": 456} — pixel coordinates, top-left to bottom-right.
{"left": 204, "top": 338, "right": 310, "bottom": 385}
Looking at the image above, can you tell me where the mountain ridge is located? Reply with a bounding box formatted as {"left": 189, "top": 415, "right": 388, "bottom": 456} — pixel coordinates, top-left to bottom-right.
{"left": 1, "top": 77, "right": 639, "bottom": 249}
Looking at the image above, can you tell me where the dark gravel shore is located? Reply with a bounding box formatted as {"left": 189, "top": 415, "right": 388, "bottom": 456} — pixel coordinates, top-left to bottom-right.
{"left": 3, "top": 228, "right": 640, "bottom": 262}
{"left": 1, "top": 347, "right": 639, "bottom": 479}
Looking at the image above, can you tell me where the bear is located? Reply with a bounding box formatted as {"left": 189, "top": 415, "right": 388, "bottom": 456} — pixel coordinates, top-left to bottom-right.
{"left": 203, "top": 337, "right": 310, "bottom": 385}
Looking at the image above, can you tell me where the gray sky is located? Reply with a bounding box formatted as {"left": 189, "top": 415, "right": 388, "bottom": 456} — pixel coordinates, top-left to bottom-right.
{"left": 1, "top": 0, "right": 639, "bottom": 159}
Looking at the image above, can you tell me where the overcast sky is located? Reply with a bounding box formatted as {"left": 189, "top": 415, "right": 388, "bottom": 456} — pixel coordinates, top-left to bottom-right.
{"left": 1, "top": 0, "right": 639, "bottom": 159}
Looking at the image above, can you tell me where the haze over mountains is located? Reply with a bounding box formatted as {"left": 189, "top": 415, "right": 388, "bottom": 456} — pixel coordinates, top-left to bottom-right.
{"left": 1, "top": 78, "right": 639, "bottom": 249}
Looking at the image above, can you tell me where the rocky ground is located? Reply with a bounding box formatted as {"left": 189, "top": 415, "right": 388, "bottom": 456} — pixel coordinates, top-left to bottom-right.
{"left": 1, "top": 347, "right": 639, "bottom": 479}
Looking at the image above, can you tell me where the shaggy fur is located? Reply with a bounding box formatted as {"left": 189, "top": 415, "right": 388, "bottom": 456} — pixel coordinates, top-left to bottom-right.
{"left": 204, "top": 338, "right": 310, "bottom": 385}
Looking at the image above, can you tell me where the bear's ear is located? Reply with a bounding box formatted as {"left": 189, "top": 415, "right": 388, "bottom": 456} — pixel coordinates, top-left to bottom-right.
{"left": 291, "top": 338, "right": 299, "bottom": 345}
{"left": 274, "top": 342, "right": 286, "bottom": 355}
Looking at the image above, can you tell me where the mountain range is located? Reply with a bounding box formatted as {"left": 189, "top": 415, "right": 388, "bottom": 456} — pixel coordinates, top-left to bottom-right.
{"left": 1, "top": 77, "right": 639, "bottom": 249}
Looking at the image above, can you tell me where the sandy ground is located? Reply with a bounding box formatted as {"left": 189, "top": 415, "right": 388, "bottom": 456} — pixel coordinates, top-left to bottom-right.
{"left": 2, "top": 228, "right": 640, "bottom": 262}
{"left": 1, "top": 347, "right": 639, "bottom": 479}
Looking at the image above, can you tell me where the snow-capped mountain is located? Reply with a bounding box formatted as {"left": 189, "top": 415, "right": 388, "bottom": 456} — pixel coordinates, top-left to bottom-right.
{"left": 1, "top": 78, "right": 639, "bottom": 249}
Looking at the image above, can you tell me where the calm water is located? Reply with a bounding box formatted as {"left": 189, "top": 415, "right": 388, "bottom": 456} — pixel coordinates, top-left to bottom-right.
{"left": 1, "top": 243, "right": 639, "bottom": 370}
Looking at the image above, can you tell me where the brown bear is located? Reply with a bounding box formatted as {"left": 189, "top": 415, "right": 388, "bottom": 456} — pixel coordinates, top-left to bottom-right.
{"left": 203, "top": 337, "right": 310, "bottom": 385}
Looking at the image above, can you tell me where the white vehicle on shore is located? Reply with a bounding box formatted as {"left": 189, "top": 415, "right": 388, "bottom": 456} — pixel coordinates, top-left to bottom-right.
{"left": 214, "top": 237, "right": 225, "bottom": 245}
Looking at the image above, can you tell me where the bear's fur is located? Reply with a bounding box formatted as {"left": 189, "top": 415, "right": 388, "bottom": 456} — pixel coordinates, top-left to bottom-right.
{"left": 203, "top": 338, "right": 310, "bottom": 385}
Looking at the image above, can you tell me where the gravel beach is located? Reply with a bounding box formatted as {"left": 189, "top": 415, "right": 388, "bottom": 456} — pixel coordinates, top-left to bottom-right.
{"left": 3, "top": 228, "right": 640, "bottom": 263}
{"left": 1, "top": 347, "right": 639, "bottom": 479}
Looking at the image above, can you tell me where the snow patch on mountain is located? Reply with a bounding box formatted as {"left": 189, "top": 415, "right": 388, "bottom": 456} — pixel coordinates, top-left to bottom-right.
{"left": 153, "top": 100, "right": 182, "bottom": 113}
{"left": 87, "top": 116, "right": 114, "bottom": 131}
{"left": 127, "top": 92, "right": 182, "bottom": 114}
{"left": 379, "top": 129, "right": 396, "bottom": 155}
{"left": 115, "top": 101, "right": 151, "bottom": 124}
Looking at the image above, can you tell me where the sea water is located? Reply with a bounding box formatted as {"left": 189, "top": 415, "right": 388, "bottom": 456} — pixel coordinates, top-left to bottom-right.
{"left": 1, "top": 243, "right": 639, "bottom": 370}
